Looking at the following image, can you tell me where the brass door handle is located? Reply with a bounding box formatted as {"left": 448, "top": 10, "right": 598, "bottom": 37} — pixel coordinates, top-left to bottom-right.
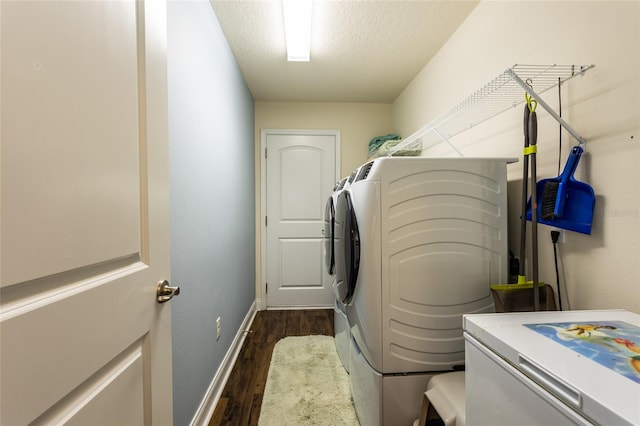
{"left": 157, "top": 280, "right": 180, "bottom": 303}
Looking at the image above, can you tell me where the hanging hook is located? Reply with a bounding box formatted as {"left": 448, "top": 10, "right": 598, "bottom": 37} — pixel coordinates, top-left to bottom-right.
{"left": 525, "top": 92, "right": 537, "bottom": 113}
{"left": 524, "top": 78, "right": 537, "bottom": 112}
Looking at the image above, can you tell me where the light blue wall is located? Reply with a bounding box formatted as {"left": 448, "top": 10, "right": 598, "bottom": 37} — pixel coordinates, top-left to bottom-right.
{"left": 167, "top": 2, "right": 255, "bottom": 425}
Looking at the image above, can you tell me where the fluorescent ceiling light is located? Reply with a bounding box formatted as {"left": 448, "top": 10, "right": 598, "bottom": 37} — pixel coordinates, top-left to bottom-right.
{"left": 282, "top": 0, "right": 312, "bottom": 62}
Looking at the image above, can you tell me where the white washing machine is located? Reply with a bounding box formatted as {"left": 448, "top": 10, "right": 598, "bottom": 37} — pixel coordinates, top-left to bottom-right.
{"left": 323, "top": 174, "right": 353, "bottom": 373}
{"left": 334, "top": 157, "right": 514, "bottom": 425}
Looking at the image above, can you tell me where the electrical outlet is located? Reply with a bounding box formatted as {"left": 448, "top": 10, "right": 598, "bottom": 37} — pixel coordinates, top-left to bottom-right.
{"left": 216, "top": 317, "right": 222, "bottom": 340}
{"left": 551, "top": 228, "right": 565, "bottom": 244}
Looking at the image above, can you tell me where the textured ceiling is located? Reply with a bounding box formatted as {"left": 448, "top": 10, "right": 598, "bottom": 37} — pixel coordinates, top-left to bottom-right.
{"left": 209, "top": 0, "right": 479, "bottom": 103}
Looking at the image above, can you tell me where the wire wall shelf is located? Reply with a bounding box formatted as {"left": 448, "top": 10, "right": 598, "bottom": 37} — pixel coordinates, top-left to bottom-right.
{"left": 389, "top": 64, "right": 594, "bottom": 156}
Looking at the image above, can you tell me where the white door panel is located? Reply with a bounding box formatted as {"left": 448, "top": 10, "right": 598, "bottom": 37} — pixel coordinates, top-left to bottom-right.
{"left": 264, "top": 131, "right": 339, "bottom": 308}
{"left": 0, "top": 1, "right": 173, "bottom": 424}
{"left": 1, "top": 0, "right": 141, "bottom": 286}
{"left": 280, "top": 238, "right": 323, "bottom": 284}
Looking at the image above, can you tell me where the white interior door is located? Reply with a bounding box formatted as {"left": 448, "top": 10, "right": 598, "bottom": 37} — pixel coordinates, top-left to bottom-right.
{"left": 0, "top": 1, "right": 174, "bottom": 424}
{"left": 263, "top": 130, "right": 339, "bottom": 308}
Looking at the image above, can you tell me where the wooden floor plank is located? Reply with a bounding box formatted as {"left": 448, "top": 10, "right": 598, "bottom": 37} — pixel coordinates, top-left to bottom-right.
{"left": 209, "top": 309, "right": 334, "bottom": 426}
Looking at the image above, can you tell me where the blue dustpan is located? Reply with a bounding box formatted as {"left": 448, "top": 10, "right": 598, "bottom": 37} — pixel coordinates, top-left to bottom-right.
{"left": 526, "top": 146, "right": 595, "bottom": 234}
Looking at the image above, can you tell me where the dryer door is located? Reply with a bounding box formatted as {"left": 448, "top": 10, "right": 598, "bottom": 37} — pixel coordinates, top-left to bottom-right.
{"left": 334, "top": 190, "right": 360, "bottom": 304}
{"left": 323, "top": 195, "right": 335, "bottom": 275}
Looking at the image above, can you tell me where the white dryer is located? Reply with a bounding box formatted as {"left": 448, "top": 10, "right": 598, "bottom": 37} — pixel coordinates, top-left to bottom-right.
{"left": 335, "top": 157, "right": 513, "bottom": 425}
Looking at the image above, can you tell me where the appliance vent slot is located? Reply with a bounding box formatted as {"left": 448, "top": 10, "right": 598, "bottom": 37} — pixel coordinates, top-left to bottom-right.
{"left": 348, "top": 169, "right": 358, "bottom": 183}
{"left": 356, "top": 162, "right": 374, "bottom": 181}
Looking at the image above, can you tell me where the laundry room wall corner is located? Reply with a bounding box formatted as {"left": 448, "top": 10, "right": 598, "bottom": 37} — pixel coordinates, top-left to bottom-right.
{"left": 392, "top": 1, "right": 640, "bottom": 313}
{"left": 167, "top": 2, "right": 256, "bottom": 425}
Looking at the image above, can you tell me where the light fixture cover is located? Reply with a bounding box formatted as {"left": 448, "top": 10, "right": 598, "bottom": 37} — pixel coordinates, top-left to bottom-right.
{"left": 282, "top": 0, "right": 312, "bottom": 61}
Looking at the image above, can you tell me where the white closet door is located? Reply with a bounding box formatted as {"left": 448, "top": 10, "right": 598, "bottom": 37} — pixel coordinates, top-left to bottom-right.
{"left": 264, "top": 131, "right": 339, "bottom": 308}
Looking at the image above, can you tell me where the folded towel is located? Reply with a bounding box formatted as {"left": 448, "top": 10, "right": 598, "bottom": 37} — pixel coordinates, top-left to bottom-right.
{"left": 368, "top": 134, "right": 400, "bottom": 156}
{"left": 369, "top": 138, "right": 422, "bottom": 159}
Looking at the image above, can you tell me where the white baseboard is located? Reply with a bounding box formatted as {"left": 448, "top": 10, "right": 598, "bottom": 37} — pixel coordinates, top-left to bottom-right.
{"left": 256, "top": 297, "right": 265, "bottom": 311}
{"left": 190, "top": 300, "right": 258, "bottom": 426}
{"left": 265, "top": 304, "right": 333, "bottom": 310}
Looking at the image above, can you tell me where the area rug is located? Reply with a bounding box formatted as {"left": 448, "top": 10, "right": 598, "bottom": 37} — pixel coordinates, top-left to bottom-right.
{"left": 258, "top": 335, "right": 359, "bottom": 425}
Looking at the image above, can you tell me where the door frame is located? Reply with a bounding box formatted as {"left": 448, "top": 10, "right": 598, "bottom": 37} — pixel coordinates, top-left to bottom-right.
{"left": 259, "top": 129, "right": 341, "bottom": 310}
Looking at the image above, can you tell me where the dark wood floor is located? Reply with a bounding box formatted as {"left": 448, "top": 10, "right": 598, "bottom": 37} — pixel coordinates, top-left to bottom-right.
{"left": 209, "top": 309, "right": 334, "bottom": 426}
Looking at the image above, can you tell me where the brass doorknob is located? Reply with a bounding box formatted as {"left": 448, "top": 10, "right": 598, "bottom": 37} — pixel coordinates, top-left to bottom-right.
{"left": 157, "top": 280, "right": 180, "bottom": 303}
